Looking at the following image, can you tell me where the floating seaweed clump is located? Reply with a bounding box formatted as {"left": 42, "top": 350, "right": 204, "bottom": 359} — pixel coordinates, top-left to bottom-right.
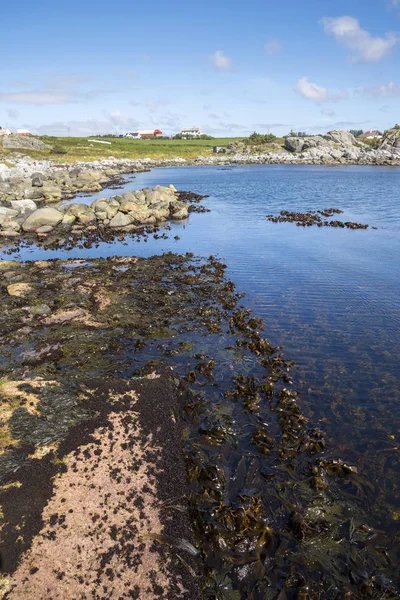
{"left": 266, "top": 208, "right": 369, "bottom": 229}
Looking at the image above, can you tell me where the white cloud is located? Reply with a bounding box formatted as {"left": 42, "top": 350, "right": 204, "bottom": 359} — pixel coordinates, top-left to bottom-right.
{"left": 209, "top": 50, "right": 233, "bottom": 72}
{"left": 294, "top": 77, "right": 329, "bottom": 102}
{"left": 265, "top": 38, "right": 282, "bottom": 56}
{"left": 0, "top": 92, "right": 71, "bottom": 104}
{"left": 389, "top": 0, "right": 400, "bottom": 6}
{"left": 355, "top": 82, "right": 400, "bottom": 97}
{"left": 321, "top": 108, "right": 335, "bottom": 117}
{"left": 321, "top": 16, "right": 398, "bottom": 63}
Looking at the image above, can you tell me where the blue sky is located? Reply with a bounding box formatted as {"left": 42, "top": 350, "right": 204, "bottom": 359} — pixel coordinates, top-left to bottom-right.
{"left": 1, "top": 0, "right": 400, "bottom": 136}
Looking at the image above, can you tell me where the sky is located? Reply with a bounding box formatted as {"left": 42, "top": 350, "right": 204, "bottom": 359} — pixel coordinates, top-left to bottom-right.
{"left": 1, "top": 0, "right": 400, "bottom": 137}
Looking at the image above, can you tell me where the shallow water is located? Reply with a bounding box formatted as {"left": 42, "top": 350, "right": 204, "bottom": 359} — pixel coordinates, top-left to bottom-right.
{"left": 3, "top": 164, "right": 400, "bottom": 594}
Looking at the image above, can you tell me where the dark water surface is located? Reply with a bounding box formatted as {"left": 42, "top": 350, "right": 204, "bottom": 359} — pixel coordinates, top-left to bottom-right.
{"left": 4, "top": 164, "right": 400, "bottom": 595}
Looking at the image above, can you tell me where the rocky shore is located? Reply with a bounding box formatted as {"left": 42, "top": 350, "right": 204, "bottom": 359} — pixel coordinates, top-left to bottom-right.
{"left": 0, "top": 181, "right": 204, "bottom": 245}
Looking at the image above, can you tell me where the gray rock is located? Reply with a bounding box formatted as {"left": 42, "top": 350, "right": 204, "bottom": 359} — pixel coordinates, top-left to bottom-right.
{"left": 2, "top": 136, "right": 53, "bottom": 151}
{"left": 22, "top": 207, "right": 63, "bottom": 232}
{"left": 11, "top": 199, "right": 38, "bottom": 213}
{"left": 109, "top": 212, "right": 133, "bottom": 228}
{"left": 24, "top": 189, "right": 44, "bottom": 200}
{"left": 0, "top": 207, "right": 19, "bottom": 218}
{"left": 284, "top": 137, "right": 305, "bottom": 152}
{"left": 327, "top": 130, "right": 357, "bottom": 146}
{"left": 67, "top": 203, "right": 91, "bottom": 217}
{"left": 31, "top": 175, "right": 44, "bottom": 187}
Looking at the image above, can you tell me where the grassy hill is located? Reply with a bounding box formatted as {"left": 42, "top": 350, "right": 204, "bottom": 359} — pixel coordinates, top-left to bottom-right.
{"left": 1, "top": 136, "right": 244, "bottom": 163}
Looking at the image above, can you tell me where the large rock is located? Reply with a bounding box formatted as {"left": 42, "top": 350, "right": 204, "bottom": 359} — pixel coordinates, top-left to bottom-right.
{"left": 7, "top": 283, "right": 34, "bottom": 297}
{"left": 22, "top": 207, "right": 63, "bottom": 232}
{"left": 284, "top": 137, "right": 305, "bottom": 152}
{"left": 67, "top": 203, "right": 91, "bottom": 217}
{"left": 327, "top": 130, "right": 357, "bottom": 146}
{"left": 109, "top": 212, "right": 133, "bottom": 228}
{"left": 379, "top": 127, "right": 400, "bottom": 154}
{"left": 2, "top": 136, "right": 53, "bottom": 151}
{"left": 11, "top": 199, "right": 38, "bottom": 213}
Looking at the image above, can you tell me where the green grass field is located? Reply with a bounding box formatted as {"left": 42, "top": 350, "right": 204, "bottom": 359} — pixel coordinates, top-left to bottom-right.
{"left": 1, "top": 136, "right": 244, "bottom": 163}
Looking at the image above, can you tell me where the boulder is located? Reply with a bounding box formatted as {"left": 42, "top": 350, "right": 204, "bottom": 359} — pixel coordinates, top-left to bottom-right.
{"left": 119, "top": 199, "right": 143, "bottom": 213}
{"left": 109, "top": 212, "right": 133, "bottom": 228}
{"left": 7, "top": 283, "right": 34, "bottom": 297}
{"left": 24, "top": 189, "right": 45, "bottom": 200}
{"left": 78, "top": 211, "right": 96, "bottom": 224}
{"left": 327, "top": 130, "right": 357, "bottom": 146}
{"left": 22, "top": 207, "right": 63, "bottom": 232}
{"left": 67, "top": 203, "right": 91, "bottom": 217}
{"left": 171, "top": 202, "right": 189, "bottom": 220}
{"left": 31, "top": 175, "right": 44, "bottom": 187}
{"left": 0, "top": 207, "right": 19, "bottom": 218}
{"left": 4, "top": 220, "right": 21, "bottom": 231}
{"left": 11, "top": 199, "right": 38, "bottom": 213}
{"left": 62, "top": 213, "right": 76, "bottom": 225}
{"left": 284, "top": 137, "right": 305, "bottom": 152}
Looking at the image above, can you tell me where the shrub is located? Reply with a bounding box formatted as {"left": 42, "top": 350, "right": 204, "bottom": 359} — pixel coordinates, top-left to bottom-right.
{"left": 51, "top": 144, "right": 68, "bottom": 155}
{"left": 247, "top": 132, "right": 277, "bottom": 144}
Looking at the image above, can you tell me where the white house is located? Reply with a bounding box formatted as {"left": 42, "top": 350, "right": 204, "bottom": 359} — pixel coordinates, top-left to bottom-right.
{"left": 361, "top": 129, "right": 382, "bottom": 140}
{"left": 0, "top": 128, "right": 11, "bottom": 136}
{"left": 180, "top": 127, "right": 202, "bottom": 138}
{"left": 17, "top": 128, "right": 30, "bottom": 136}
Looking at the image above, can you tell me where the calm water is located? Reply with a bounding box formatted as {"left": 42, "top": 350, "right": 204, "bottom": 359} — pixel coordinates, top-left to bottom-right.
{"left": 5, "top": 164, "right": 400, "bottom": 592}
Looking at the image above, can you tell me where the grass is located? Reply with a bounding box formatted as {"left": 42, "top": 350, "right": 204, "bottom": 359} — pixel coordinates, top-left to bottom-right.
{"left": 1, "top": 136, "right": 244, "bottom": 163}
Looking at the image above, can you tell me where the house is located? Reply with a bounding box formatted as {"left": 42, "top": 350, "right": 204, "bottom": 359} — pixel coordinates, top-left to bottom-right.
{"left": 360, "top": 129, "right": 382, "bottom": 140}
{"left": 180, "top": 127, "right": 202, "bottom": 138}
{"left": 125, "top": 129, "right": 162, "bottom": 139}
{"left": 0, "top": 127, "right": 11, "bottom": 136}
{"left": 17, "top": 129, "right": 30, "bottom": 136}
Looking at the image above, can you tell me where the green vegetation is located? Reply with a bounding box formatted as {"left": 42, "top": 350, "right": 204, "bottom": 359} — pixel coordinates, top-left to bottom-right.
{"left": 172, "top": 133, "right": 214, "bottom": 140}
{"left": 349, "top": 129, "right": 364, "bottom": 138}
{"left": 1, "top": 135, "right": 244, "bottom": 162}
{"left": 247, "top": 131, "right": 278, "bottom": 144}
{"left": 51, "top": 144, "right": 68, "bottom": 155}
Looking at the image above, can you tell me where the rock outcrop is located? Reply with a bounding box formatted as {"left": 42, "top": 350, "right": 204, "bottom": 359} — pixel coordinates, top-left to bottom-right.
{"left": 2, "top": 135, "right": 53, "bottom": 151}
{"left": 379, "top": 127, "right": 400, "bottom": 155}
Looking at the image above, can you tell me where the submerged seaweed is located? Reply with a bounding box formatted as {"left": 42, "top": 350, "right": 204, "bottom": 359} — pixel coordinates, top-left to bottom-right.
{"left": 0, "top": 254, "right": 398, "bottom": 598}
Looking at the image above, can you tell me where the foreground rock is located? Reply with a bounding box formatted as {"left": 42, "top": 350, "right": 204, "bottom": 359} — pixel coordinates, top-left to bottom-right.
{"left": 22, "top": 207, "right": 63, "bottom": 232}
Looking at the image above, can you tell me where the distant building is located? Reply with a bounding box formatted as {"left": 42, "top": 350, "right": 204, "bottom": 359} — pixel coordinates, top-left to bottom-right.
{"left": 17, "top": 128, "right": 30, "bottom": 136}
{"left": 0, "top": 127, "right": 11, "bottom": 136}
{"left": 180, "top": 127, "right": 202, "bottom": 138}
{"left": 360, "top": 129, "right": 382, "bottom": 140}
{"left": 125, "top": 129, "right": 162, "bottom": 139}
